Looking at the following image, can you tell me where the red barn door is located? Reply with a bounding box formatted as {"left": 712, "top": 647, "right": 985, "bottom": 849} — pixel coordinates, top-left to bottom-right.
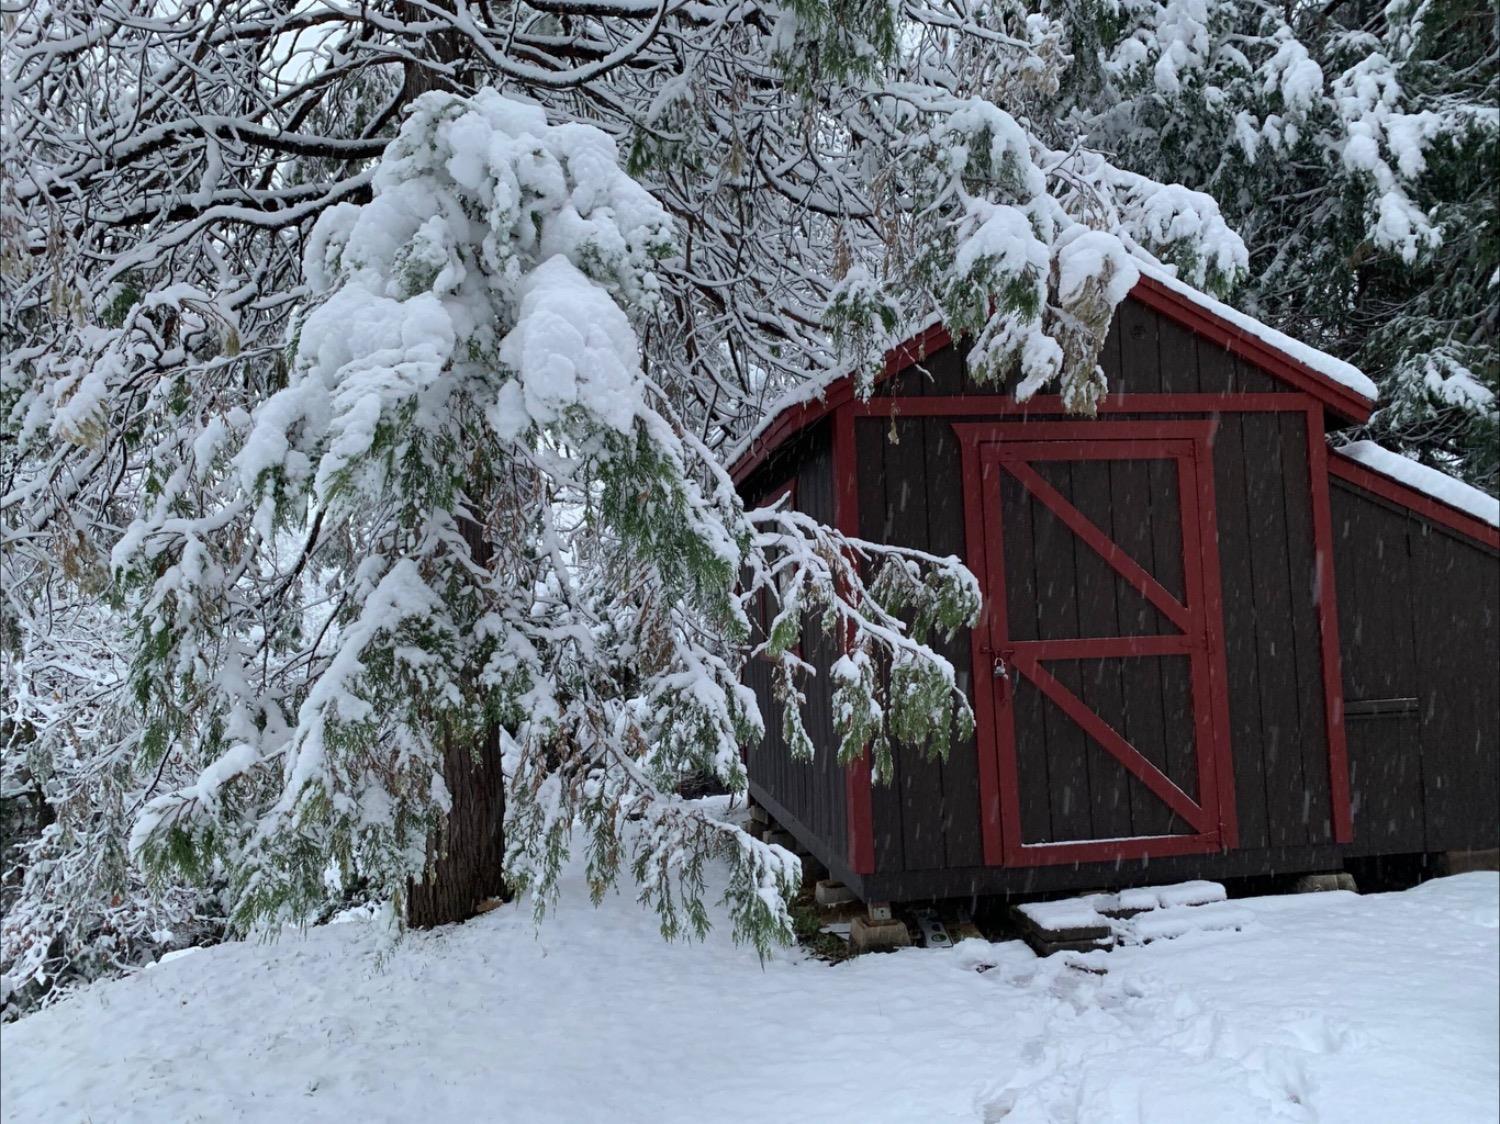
{"left": 958, "top": 421, "right": 1237, "bottom": 866}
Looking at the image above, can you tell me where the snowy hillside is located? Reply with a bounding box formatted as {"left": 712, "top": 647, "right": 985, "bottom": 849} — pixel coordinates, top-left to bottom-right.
{"left": 3, "top": 860, "right": 1495, "bottom": 1124}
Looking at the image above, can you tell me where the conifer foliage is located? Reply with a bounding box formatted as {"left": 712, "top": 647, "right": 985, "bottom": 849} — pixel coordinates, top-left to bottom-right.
{"left": 2, "top": 0, "right": 1251, "bottom": 1011}
{"left": 1061, "top": 0, "right": 1499, "bottom": 488}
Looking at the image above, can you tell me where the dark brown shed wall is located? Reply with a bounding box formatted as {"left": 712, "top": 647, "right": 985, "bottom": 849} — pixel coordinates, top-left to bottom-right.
{"left": 1332, "top": 479, "right": 1500, "bottom": 855}
{"left": 741, "top": 423, "right": 850, "bottom": 871}
{"left": 740, "top": 293, "right": 1497, "bottom": 901}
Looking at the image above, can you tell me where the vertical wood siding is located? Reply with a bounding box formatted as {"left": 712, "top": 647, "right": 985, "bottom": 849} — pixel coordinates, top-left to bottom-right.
{"left": 742, "top": 426, "right": 849, "bottom": 866}
{"left": 741, "top": 292, "right": 1495, "bottom": 894}
{"left": 1332, "top": 481, "right": 1500, "bottom": 855}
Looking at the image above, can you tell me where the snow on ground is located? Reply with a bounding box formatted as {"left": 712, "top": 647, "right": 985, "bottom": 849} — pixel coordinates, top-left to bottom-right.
{"left": 2, "top": 860, "right": 1495, "bottom": 1124}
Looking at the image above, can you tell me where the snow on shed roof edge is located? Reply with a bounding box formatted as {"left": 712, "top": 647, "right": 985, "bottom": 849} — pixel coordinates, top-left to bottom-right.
{"left": 1334, "top": 440, "right": 1499, "bottom": 528}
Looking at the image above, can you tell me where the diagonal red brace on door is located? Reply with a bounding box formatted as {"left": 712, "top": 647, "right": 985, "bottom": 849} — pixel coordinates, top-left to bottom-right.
{"left": 1010, "top": 653, "right": 1210, "bottom": 833}
{"left": 1000, "top": 459, "right": 1193, "bottom": 634}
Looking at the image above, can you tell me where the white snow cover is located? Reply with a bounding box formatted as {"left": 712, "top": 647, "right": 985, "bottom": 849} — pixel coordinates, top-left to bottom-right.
{"left": 1153, "top": 879, "right": 1229, "bottom": 909}
{"left": 1336, "top": 440, "right": 1500, "bottom": 528}
{"left": 1122, "top": 902, "right": 1254, "bottom": 945}
{"left": 4, "top": 808, "right": 1496, "bottom": 1123}
{"left": 1017, "top": 898, "right": 1109, "bottom": 932}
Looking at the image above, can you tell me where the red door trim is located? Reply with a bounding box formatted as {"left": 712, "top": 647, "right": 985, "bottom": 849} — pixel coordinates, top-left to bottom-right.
{"left": 832, "top": 405, "right": 877, "bottom": 874}
{"left": 1305, "top": 405, "right": 1353, "bottom": 843}
{"left": 962, "top": 445, "right": 1008, "bottom": 865}
{"left": 959, "top": 419, "right": 1234, "bottom": 866}
{"left": 1189, "top": 437, "right": 1239, "bottom": 848}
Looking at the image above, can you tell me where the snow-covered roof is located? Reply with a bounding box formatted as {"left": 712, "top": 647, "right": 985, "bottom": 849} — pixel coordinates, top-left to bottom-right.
{"left": 729, "top": 270, "right": 1378, "bottom": 482}
{"left": 1334, "top": 441, "right": 1499, "bottom": 529}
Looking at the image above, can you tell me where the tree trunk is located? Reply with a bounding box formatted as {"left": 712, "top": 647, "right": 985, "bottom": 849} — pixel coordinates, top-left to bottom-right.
{"left": 406, "top": 721, "right": 508, "bottom": 928}
{"left": 406, "top": 511, "right": 508, "bottom": 928}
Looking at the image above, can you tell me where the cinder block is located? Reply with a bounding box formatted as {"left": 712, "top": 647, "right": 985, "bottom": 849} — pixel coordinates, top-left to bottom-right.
{"left": 849, "top": 915, "right": 912, "bottom": 953}
{"left": 749, "top": 804, "right": 772, "bottom": 827}
{"left": 814, "top": 879, "right": 857, "bottom": 907}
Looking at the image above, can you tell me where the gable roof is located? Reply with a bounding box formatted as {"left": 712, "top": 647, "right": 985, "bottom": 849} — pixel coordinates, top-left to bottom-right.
{"left": 729, "top": 266, "right": 1377, "bottom": 486}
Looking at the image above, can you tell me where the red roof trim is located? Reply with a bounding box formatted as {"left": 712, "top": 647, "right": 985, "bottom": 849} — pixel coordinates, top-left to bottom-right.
{"left": 1328, "top": 453, "right": 1500, "bottom": 552}
{"left": 1128, "top": 275, "right": 1373, "bottom": 426}
{"left": 729, "top": 278, "right": 1373, "bottom": 486}
{"left": 731, "top": 320, "right": 952, "bottom": 486}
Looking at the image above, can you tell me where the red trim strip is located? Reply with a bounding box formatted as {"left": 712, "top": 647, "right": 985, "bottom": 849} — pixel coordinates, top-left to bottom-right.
{"left": 954, "top": 420, "right": 1218, "bottom": 444}
{"left": 992, "top": 437, "right": 1202, "bottom": 462}
{"left": 962, "top": 444, "right": 1007, "bottom": 865}
{"left": 1328, "top": 454, "right": 1500, "bottom": 553}
{"left": 998, "top": 457, "right": 1194, "bottom": 633}
{"left": 1011, "top": 654, "right": 1210, "bottom": 831}
{"left": 832, "top": 405, "right": 876, "bottom": 875}
{"left": 1307, "top": 408, "right": 1354, "bottom": 844}
{"left": 1189, "top": 436, "right": 1239, "bottom": 848}
{"left": 974, "top": 454, "right": 1026, "bottom": 863}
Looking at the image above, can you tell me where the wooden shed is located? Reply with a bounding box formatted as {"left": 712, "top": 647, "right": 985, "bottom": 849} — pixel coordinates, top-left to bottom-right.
{"left": 733, "top": 270, "right": 1499, "bottom": 904}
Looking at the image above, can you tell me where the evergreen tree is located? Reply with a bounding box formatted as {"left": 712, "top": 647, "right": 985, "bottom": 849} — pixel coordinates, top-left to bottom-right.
{"left": 2, "top": 0, "right": 1246, "bottom": 1010}
{"left": 1056, "top": 0, "right": 1499, "bottom": 489}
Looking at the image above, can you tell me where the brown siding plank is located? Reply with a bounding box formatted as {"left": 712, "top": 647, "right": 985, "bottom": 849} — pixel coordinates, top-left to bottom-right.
{"left": 1240, "top": 412, "right": 1310, "bottom": 848}
{"left": 884, "top": 418, "right": 948, "bottom": 871}
{"left": 1214, "top": 412, "right": 1272, "bottom": 849}
{"left": 924, "top": 418, "right": 985, "bottom": 868}
{"left": 856, "top": 419, "right": 906, "bottom": 872}
{"left": 1277, "top": 411, "right": 1333, "bottom": 842}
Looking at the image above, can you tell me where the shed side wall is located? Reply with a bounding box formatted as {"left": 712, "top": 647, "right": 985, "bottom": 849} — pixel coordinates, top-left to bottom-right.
{"left": 742, "top": 425, "right": 849, "bottom": 867}
{"left": 1332, "top": 479, "right": 1500, "bottom": 855}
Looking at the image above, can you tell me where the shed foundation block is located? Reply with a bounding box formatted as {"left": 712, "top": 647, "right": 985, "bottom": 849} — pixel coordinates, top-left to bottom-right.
{"left": 814, "top": 879, "right": 857, "bottom": 907}
{"left": 849, "top": 915, "right": 912, "bottom": 953}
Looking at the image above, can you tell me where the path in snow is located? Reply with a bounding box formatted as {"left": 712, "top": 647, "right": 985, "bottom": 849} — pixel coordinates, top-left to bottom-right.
{"left": 3, "top": 867, "right": 1495, "bottom": 1123}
